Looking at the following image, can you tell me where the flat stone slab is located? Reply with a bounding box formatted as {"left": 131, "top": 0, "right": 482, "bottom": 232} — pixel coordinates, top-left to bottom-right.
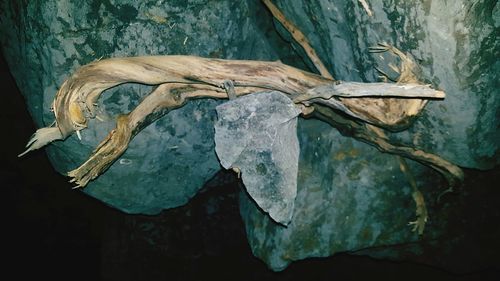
{"left": 215, "top": 91, "right": 301, "bottom": 225}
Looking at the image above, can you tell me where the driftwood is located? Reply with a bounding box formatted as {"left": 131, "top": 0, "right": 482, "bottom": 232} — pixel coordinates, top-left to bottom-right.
{"left": 18, "top": 1, "right": 464, "bottom": 237}
{"left": 23, "top": 55, "right": 443, "bottom": 144}
{"left": 19, "top": 55, "right": 461, "bottom": 193}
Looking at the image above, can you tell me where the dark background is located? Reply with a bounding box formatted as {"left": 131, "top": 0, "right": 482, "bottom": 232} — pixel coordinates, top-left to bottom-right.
{"left": 1, "top": 51, "right": 499, "bottom": 280}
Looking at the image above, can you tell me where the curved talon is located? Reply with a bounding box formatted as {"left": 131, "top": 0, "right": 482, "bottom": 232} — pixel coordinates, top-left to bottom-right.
{"left": 437, "top": 186, "right": 455, "bottom": 203}
{"left": 18, "top": 127, "right": 64, "bottom": 157}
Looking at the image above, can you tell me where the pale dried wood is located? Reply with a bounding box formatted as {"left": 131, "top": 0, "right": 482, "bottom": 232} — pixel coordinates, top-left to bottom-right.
{"left": 18, "top": 54, "right": 458, "bottom": 190}
{"left": 20, "top": 55, "right": 441, "bottom": 158}
{"left": 305, "top": 82, "right": 445, "bottom": 99}
{"left": 68, "top": 82, "right": 258, "bottom": 187}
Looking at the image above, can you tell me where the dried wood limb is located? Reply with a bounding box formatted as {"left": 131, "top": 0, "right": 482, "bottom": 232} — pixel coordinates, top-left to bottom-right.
{"left": 68, "top": 83, "right": 184, "bottom": 187}
{"left": 398, "top": 156, "right": 428, "bottom": 235}
{"left": 68, "top": 83, "right": 247, "bottom": 187}
{"left": 20, "top": 56, "right": 441, "bottom": 158}
{"left": 297, "top": 82, "right": 444, "bottom": 99}
{"left": 311, "top": 104, "right": 464, "bottom": 187}
{"left": 295, "top": 82, "right": 444, "bottom": 131}
{"left": 262, "top": 0, "right": 334, "bottom": 79}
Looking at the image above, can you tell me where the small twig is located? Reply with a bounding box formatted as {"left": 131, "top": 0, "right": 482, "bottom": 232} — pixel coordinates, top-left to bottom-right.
{"left": 358, "top": 0, "right": 373, "bottom": 17}
{"left": 311, "top": 105, "right": 464, "bottom": 190}
{"left": 398, "top": 155, "right": 428, "bottom": 235}
{"left": 262, "top": 0, "right": 334, "bottom": 80}
{"left": 68, "top": 83, "right": 234, "bottom": 187}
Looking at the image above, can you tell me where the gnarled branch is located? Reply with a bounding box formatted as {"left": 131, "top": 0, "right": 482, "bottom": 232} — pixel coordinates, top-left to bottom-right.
{"left": 21, "top": 55, "right": 452, "bottom": 189}
{"left": 20, "top": 56, "right": 443, "bottom": 159}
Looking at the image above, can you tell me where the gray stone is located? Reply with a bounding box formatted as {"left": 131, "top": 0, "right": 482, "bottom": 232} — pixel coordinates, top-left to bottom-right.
{"left": 240, "top": 118, "right": 442, "bottom": 271}
{"left": 215, "top": 91, "right": 301, "bottom": 224}
{"left": 0, "top": 0, "right": 286, "bottom": 214}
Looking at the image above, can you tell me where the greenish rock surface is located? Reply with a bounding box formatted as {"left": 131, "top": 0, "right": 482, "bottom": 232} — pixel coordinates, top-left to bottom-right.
{"left": 239, "top": 118, "right": 441, "bottom": 271}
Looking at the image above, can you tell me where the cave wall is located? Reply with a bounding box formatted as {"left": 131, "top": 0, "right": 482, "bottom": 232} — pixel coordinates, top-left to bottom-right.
{"left": 1, "top": 0, "right": 498, "bottom": 272}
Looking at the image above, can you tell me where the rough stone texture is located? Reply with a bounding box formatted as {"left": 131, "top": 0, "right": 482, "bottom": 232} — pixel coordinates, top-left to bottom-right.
{"left": 0, "top": 0, "right": 287, "bottom": 214}
{"left": 240, "top": 118, "right": 443, "bottom": 271}
{"left": 272, "top": 0, "right": 499, "bottom": 169}
{"left": 215, "top": 91, "right": 301, "bottom": 224}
